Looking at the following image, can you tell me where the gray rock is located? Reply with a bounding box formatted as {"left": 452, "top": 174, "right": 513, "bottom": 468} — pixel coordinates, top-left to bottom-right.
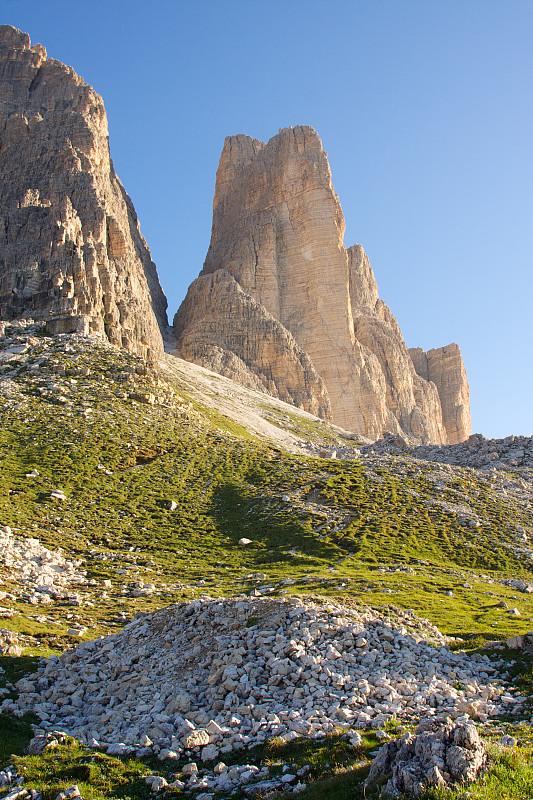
{"left": 365, "top": 719, "right": 486, "bottom": 798}
{"left": 0, "top": 26, "right": 167, "bottom": 360}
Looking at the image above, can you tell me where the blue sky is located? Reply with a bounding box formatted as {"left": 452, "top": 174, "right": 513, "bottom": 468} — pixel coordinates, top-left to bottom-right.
{"left": 2, "top": 0, "right": 532, "bottom": 438}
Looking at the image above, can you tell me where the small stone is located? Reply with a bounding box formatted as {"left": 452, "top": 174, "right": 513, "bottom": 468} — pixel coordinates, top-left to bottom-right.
{"left": 201, "top": 744, "right": 219, "bottom": 761}
{"left": 158, "top": 748, "right": 179, "bottom": 760}
{"left": 182, "top": 729, "right": 210, "bottom": 748}
{"left": 238, "top": 538, "right": 253, "bottom": 546}
{"left": 106, "top": 743, "right": 134, "bottom": 756}
{"left": 499, "top": 735, "right": 517, "bottom": 747}
{"left": 24, "top": 735, "right": 50, "bottom": 755}
{"left": 54, "top": 786, "right": 81, "bottom": 800}
{"left": 144, "top": 775, "right": 168, "bottom": 791}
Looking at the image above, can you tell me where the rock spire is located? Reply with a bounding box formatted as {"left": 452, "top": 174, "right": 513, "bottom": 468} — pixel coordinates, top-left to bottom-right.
{"left": 174, "top": 126, "right": 470, "bottom": 444}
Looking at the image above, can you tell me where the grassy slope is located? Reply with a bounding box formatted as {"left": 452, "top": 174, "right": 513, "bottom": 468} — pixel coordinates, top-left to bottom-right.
{"left": 1, "top": 332, "right": 533, "bottom": 798}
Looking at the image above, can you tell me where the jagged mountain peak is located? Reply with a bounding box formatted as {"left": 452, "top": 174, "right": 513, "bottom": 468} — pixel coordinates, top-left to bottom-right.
{"left": 0, "top": 25, "right": 167, "bottom": 360}
{"left": 174, "top": 127, "right": 470, "bottom": 445}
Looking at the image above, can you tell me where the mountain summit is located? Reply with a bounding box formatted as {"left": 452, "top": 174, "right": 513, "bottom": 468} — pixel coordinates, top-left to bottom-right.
{"left": 174, "top": 126, "right": 470, "bottom": 444}
{"left": 0, "top": 25, "right": 167, "bottom": 360}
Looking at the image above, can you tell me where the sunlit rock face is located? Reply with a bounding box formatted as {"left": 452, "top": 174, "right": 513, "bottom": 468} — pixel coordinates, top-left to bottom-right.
{"left": 174, "top": 126, "right": 470, "bottom": 443}
{"left": 174, "top": 269, "right": 331, "bottom": 418}
{"left": 410, "top": 344, "right": 471, "bottom": 445}
{"left": 0, "top": 25, "right": 167, "bottom": 360}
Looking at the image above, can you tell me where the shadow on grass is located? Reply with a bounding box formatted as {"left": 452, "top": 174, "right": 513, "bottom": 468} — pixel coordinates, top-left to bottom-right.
{"left": 211, "top": 481, "right": 341, "bottom": 564}
{"left": 0, "top": 653, "right": 40, "bottom": 685}
{"left": 14, "top": 742, "right": 153, "bottom": 800}
{"left": 0, "top": 711, "right": 35, "bottom": 761}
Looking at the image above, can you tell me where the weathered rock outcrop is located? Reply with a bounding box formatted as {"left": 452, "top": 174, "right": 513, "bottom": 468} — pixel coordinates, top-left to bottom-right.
{"left": 174, "top": 269, "right": 331, "bottom": 417}
{"left": 174, "top": 126, "right": 470, "bottom": 443}
{"left": 0, "top": 26, "right": 167, "bottom": 359}
{"left": 409, "top": 344, "right": 471, "bottom": 445}
{"left": 365, "top": 718, "right": 487, "bottom": 798}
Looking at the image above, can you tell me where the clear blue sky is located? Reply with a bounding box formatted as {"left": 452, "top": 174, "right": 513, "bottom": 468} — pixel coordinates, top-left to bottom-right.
{"left": 2, "top": 0, "right": 532, "bottom": 438}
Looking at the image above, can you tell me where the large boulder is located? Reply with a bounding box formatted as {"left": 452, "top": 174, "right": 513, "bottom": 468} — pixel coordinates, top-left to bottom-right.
{"left": 365, "top": 717, "right": 487, "bottom": 798}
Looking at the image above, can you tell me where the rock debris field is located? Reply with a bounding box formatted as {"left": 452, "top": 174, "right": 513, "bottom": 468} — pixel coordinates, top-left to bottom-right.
{"left": 362, "top": 432, "right": 533, "bottom": 476}
{"left": 7, "top": 597, "right": 522, "bottom": 765}
{"left": 0, "top": 525, "right": 86, "bottom": 601}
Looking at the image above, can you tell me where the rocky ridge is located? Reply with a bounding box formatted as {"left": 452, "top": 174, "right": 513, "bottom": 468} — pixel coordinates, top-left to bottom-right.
{"left": 174, "top": 126, "right": 471, "bottom": 446}
{"left": 0, "top": 25, "right": 167, "bottom": 360}
{"left": 0, "top": 25, "right": 473, "bottom": 447}
{"left": 362, "top": 431, "right": 533, "bottom": 479}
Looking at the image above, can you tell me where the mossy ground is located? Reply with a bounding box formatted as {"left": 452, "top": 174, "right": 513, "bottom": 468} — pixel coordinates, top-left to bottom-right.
{"left": 1, "top": 334, "right": 532, "bottom": 798}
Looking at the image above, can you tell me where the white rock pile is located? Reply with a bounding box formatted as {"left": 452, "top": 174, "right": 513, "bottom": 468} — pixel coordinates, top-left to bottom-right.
{"left": 0, "top": 526, "right": 86, "bottom": 602}
{"left": 143, "top": 760, "right": 308, "bottom": 796}
{"left": 6, "top": 597, "right": 518, "bottom": 760}
{"left": 365, "top": 716, "right": 487, "bottom": 798}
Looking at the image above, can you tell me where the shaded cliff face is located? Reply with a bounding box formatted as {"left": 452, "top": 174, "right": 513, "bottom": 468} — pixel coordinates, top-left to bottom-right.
{"left": 175, "top": 269, "right": 331, "bottom": 418}
{"left": 174, "top": 125, "right": 471, "bottom": 443}
{"left": 0, "top": 26, "right": 167, "bottom": 359}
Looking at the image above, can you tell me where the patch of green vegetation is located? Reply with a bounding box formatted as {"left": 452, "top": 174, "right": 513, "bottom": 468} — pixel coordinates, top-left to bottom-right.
{"left": 1, "top": 345, "right": 532, "bottom": 646}
{"left": 14, "top": 740, "right": 151, "bottom": 800}
{"left": 0, "top": 711, "right": 35, "bottom": 763}
{"left": 1, "top": 334, "right": 533, "bottom": 799}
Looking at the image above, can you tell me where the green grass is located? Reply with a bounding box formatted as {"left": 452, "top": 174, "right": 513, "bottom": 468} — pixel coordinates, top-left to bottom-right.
{"left": 1, "top": 328, "right": 532, "bottom": 798}
{"left": 1, "top": 339, "right": 532, "bottom": 643}
{"left": 13, "top": 740, "right": 152, "bottom": 800}
{"left": 8, "top": 729, "right": 533, "bottom": 800}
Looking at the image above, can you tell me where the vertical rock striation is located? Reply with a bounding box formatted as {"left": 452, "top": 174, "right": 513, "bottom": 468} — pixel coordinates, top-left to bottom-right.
{"left": 174, "top": 269, "right": 331, "bottom": 417}
{"left": 174, "top": 126, "right": 471, "bottom": 443}
{"left": 410, "top": 344, "right": 471, "bottom": 445}
{"left": 0, "top": 26, "right": 167, "bottom": 359}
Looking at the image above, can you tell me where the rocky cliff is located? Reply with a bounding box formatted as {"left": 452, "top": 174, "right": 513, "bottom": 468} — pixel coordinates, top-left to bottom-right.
{"left": 0, "top": 26, "right": 167, "bottom": 359}
{"left": 174, "top": 269, "right": 331, "bottom": 417}
{"left": 409, "top": 344, "right": 471, "bottom": 445}
{"left": 174, "top": 126, "right": 470, "bottom": 444}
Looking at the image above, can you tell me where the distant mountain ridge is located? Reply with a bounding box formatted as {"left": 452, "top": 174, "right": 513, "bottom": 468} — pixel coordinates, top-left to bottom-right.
{"left": 174, "top": 126, "right": 471, "bottom": 444}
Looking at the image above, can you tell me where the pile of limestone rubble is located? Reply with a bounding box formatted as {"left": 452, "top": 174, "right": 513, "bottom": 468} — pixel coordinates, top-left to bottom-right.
{"left": 0, "top": 525, "right": 86, "bottom": 604}
{"left": 362, "top": 432, "right": 533, "bottom": 474}
{"left": 5, "top": 597, "right": 521, "bottom": 764}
